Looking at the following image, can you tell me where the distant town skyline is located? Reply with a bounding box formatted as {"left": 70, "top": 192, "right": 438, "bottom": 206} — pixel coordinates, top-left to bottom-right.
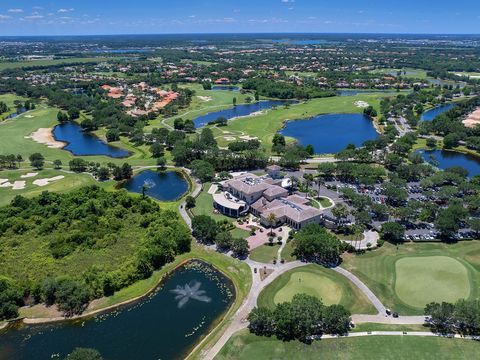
{"left": 1, "top": 0, "right": 480, "bottom": 36}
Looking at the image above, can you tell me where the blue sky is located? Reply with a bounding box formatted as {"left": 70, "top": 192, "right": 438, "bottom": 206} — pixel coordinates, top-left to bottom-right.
{"left": 0, "top": 0, "right": 479, "bottom": 36}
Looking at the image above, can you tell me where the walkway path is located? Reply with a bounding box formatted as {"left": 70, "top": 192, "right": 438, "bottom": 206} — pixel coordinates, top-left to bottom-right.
{"left": 332, "top": 266, "right": 386, "bottom": 315}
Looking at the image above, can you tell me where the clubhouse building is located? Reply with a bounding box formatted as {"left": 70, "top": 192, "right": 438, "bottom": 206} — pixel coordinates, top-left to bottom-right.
{"left": 214, "top": 172, "right": 322, "bottom": 230}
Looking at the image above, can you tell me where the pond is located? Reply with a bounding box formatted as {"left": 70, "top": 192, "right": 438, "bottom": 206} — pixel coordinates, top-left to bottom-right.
{"left": 53, "top": 122, "right": 130, "bottom": 158}
{"left": 193, "top": 100, "right": 294, "bottom": 128}
{"left": 4, "top": 107, "right": 27, "bottom": 119}
{"left": 280, "top": 113, "right": 379, "bottom": 154}
{"left": 0, "top": 261, "right": 235, "bottom": 360}
{"left": 415, "top": 149, "right": 480, "bottom": 177}
{"left": 123, "top": 170, "right": 189, "bottom": 201}
{"left": 421, "top": 103, "right": 455, "bottom": 121}
{"left": 210, "top": 85, "right": 241, "bottom": 91}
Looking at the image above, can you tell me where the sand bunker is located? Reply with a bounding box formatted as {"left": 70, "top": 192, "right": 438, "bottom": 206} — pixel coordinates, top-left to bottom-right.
{"left": 0, "top": 179, "right": 8, "bottom": 185}
{"left": 354, "top": 101, "right": 369, "bottom": 108}
{"left": 25, "top": 115, "right": 34, "bottom": 118}
{"left": 0, "top": 180, "right": 26, "bottom": 190}
{"left": 463, "top": 107, "right": 480, "bottom": 128}
{"left": 223, "top": 136, "right": 236, "bottom": 141}
{"left": 239, "top": 135, "right": 259, "bottom": 141}
{"left": 33, "top": 176, "right": 65, "bottom": 187}
{"left": 197, "top": 96, "right": 212, "bottom": 102}
{"left": 27, "top": 128, "right": 66, "bottom": 149}
{"left": 20, "top": 172, "right": 38, "bottom": 178}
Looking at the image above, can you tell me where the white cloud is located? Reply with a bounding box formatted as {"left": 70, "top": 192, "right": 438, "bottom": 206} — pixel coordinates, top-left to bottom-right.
{"left": 23, "top": 15, "right": 44, "bottom": 20}
{"left": 281, "top": 0, "right": 295, "bottom": 3}
{"left": 8, "top": 8, "right": 23, "bottom": 13}
{"left": 57, "top": 8, "right": 75, "bottom": 13}
{"left": 0, "top": 14, "right": 11, "bottom": 20}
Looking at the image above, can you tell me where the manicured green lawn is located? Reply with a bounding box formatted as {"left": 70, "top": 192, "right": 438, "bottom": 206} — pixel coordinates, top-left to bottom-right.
{"left": 0, "top": 93, "right": 30, "bottom": 119}
{"left": 281, "top": 240, "right": 297, "bottom": 262}
{"left": 0, "top": 168, "right": 95, "bottom": 207}
{"left": 318, "top": 196, "right": 333, "bottom": 208}
{"left": 395, "top": 256, "right": 470, "bottom": 309}
{"left": 342, "top": 242, "right": 480, "bottom": 315}
{"left": 369, "top": 67, "right": 428, "bottom": 79}
{"left": 257, "top": 264, "right": 377, "bottom": 314}
{"left": 211, "top": 93, "right": 390, "bottom": 152}
{"left": 215, "top": 329, "right": 480, "bottom": 360}
{"left": 230, "top": 227, "right": 251, "bottom": 239}
{"left": 191, "top": 183, "right": 232, "bottom": 222}
{"left": 249, "top": 244, "right": 280, "bottom": 263}
{"left": 0, "top": 104, "right": 153, "bottom": 167}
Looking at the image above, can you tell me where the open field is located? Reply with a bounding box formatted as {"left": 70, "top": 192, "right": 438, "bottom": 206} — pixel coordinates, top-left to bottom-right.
{"left": 342, "top": 242, "right": 480, "bottom": 315}
{"left": 190, "top": 183, "right": 232, "bottom": 222}
{"left": 249, "top": 243, "right": 280, "bottom": 263}
{"left": 215, "top": 329, "right": 480, "bottom": 360}
{"left": 0, "top": 57, "right": 111, "bottom": 71}
{"left": 210, "top": 93, "right": 389, "bottom": 151}
{"left": 395, "top": 256, "right": 470, "bottom": 308}
{"left": 257, "top": 264, "right": 377, "bottom": 314}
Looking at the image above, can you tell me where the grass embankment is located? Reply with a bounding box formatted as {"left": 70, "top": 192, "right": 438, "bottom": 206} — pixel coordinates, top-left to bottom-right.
{"left": 281, "top": 240, "right": 297, "bottom": 262}
{"left": 249, "top": 244, "right": 281, "bottom": 263}
{"left": 215, "top": 329, "right": 480, "bottom": 360}
{"left": 342, "top": 241, "right": 480, "bottom": 315}
{"left": 211, "top": 93, "right": 389, "bottom": 151}
{"left": 257, "top": 264, "right": 376, "bottom": 315}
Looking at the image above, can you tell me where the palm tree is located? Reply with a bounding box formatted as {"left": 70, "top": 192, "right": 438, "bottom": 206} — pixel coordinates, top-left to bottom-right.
{"left": 267, "top": 213, "right": 277, "bottom": 236}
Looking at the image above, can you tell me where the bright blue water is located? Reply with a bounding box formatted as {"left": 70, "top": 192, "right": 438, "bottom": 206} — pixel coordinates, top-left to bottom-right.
{"left": 123, "top": 170, "right": 189, "bottom": 201}
{"left": 210, "top": 85, "right": 240, "bottom": 91}
{"left": 193, "top": 100, "right": 294, "bottom": 128}
{"left": 280, "top": 113, "right": 379, "bottom": 154}
{"left": 0, "top": 261, "right": 234, "bottom": 360}
{"left": 421, "top": 103, "right": 455, "bottom": 121}
{"left": 53, "top": 122, "right": 130, "bottom": 158}
{"left": 415, "top": 149, "right": 480, "bottom": 177}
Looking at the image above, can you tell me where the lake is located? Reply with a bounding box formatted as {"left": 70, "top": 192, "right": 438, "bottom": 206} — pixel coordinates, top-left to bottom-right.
{"left": 193, "top": 100, "right": 294, "bottom": 128}
{"left": 421, "top": 103, "right": 455, "bottom": 121}
{"left": 280, "top": 113, "right": 379, "bottom": 154}
{"left": 0, "top": 261, "right": 234, "bottom": 360}
{"left": 210, "top": 85, "right": 241, "bottom": 91}
{"left": 415, "top": 149, "right": 480, "bottom": 177}
{"left": 53, "top": 122, "right": 130, "bottom": 158}
{"left": 123, "top": 170, "right": 189, "bottom": 201}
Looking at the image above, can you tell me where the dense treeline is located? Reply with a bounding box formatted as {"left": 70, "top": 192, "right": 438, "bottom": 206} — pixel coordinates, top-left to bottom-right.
{"left": 248, "top": 294, "right": 351, "bottom": 341}
{"left": 170, "top": 128, "right": 269, "bottom": 178}
{"left": 425, "top": 299, "right": 480, "bottom": 336}
{"left": 243, "top": 78, "right": 336, "bottom": 100}
{"left": 0, "top": 186, "right": 190, "bottom": 320}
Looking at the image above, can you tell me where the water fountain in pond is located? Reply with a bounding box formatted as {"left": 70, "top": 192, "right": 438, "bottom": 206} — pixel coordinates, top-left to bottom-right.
{"left": 170, "top": 281, "right": 211, "bottom": 308}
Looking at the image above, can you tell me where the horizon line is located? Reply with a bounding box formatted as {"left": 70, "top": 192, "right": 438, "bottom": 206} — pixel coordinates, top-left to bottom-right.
{"left": 1, "top": 31, "right": 480, "bottom": 38}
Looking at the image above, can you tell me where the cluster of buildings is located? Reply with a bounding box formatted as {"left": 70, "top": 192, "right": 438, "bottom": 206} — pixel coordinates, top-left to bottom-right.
{"left": 214, "top": 168, "right": 323, "bottom": 230}
{"left": 100, "top": 82, "right": 179, "bottom": 117}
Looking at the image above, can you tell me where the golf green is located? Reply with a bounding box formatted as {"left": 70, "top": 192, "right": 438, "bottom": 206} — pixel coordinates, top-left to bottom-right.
{"left": 258, "top": 265, "right": 377, "bottom": 314}
{"left": 395, "top": 256, "right": 470, "bottom": 309}
{"left": 274, "top": 271, "right": 342, "bottom": 305}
